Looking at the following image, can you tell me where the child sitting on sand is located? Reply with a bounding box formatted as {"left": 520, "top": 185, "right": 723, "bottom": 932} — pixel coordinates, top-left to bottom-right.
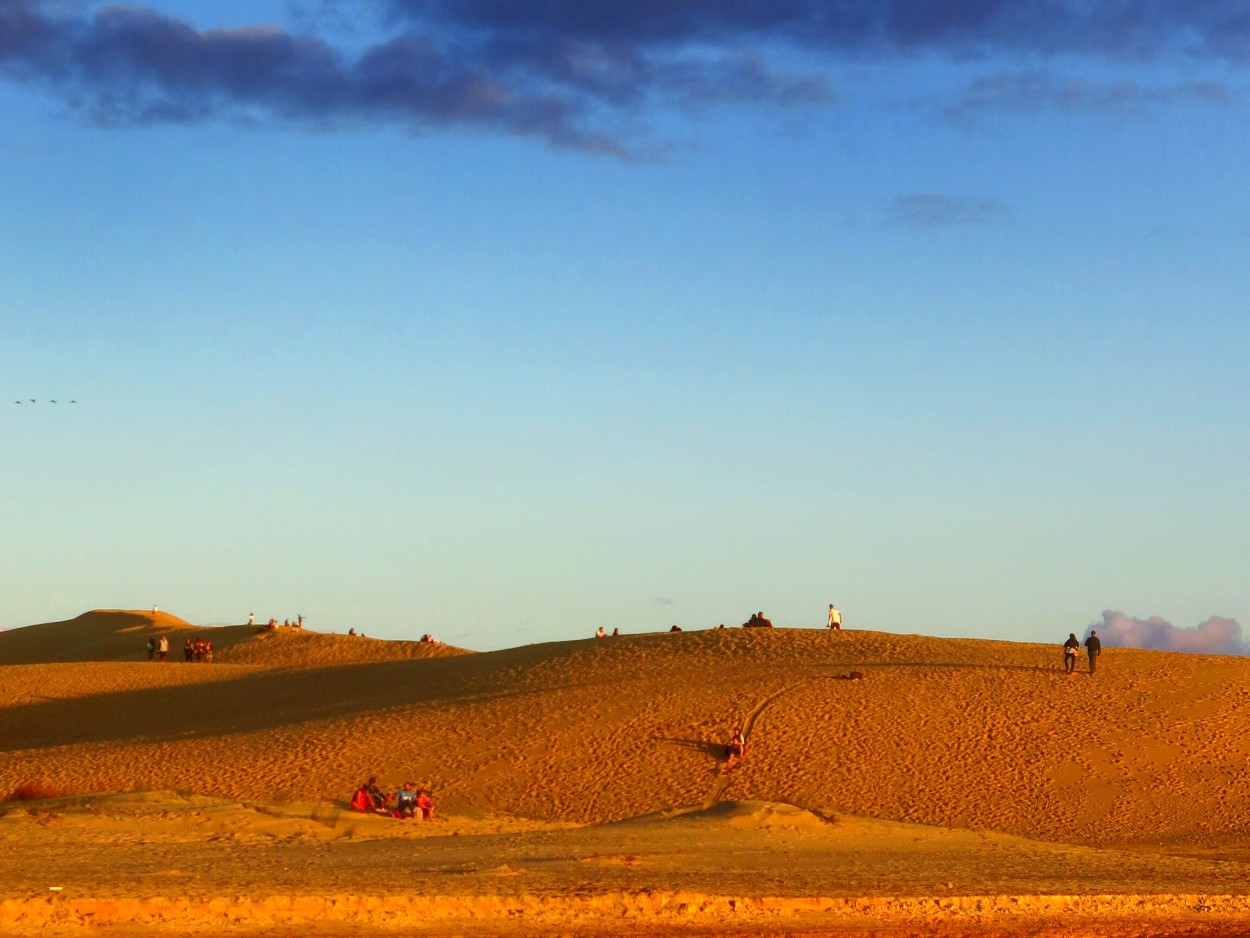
{"left": 726, "top": 726, "right": 746, "bottom": 766}
{"left": 416, "top": 789, "right": 434, "bottom": 821}
{"left": 395, "top": 782, "right": 417, "bottom": 819}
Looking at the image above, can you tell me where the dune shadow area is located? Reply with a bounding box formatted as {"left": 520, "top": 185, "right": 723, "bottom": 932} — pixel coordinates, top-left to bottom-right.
{"left": 0, "top": 649, "right": 556, "bottom": 753}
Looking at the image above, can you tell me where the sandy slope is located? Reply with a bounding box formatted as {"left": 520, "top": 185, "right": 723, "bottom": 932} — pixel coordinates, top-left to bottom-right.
{"left": 3, "top": 610, "right": 1250, "bottom": 935}
{"left": 0, "top": 609, "right": 471, "bottom": 667}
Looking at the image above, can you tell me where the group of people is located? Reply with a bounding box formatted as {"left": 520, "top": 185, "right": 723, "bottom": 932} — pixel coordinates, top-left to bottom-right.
{"left": 145, "top": 634, "right": 215, "bottom": 662}
{"left": 146, "top": 634, "right": 169, "bottom": 660}
{"left": 593, "top": 604, "right": 846, "bottom": 637}
{"left": 350, "top": 776, "right": 434, "bottom": 820}
{"left": 1064, "top": 630, "right": 1102, "bottom": 674}
{"left": 246, "top": 613, "right": 304, "bottom": 629}
{"left": 183, "top": 636, "right": 214, "bottom": 662}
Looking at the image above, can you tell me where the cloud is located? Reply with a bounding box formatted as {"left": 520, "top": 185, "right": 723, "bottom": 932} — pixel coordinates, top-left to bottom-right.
{"left": 389, "top": 0, "right": 1250, "bottom": 62}
{"left": 1092, "top": 610, "right": 1246, "bottom": 656}
{"left": 3, "top": 1, "right": 1250, "bottom": 153}
{"left": 944, "top": 70, "right": 1238, "bottom": 122}
{"left": 886, "top": 193, "right": 1009, "bottom": 229}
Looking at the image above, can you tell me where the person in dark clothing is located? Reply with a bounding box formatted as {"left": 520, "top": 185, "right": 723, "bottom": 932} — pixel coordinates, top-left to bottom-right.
{"left": 1084, "top": 630, "right": 1101, "bottom": 674}
{"left": 1063, "top": 633, "right": 1080, "bottom": 675}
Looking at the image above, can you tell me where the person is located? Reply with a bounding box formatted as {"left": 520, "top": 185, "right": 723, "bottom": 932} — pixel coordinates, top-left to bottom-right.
{"left": 184, "top": 637, "right": 194, "bottom": 662}
{"left": 203, "top": 639, "right": 213, "bottom": 663}
{"left": 726, "top": 726, "right": 746, "bottom": 766}
{"left": 157, "top": 634, "right": 169, "bottom": 661}
{"left": 350, "top": 776, "right": 387, "bottom": 813}
{"left": 595, "top": 626, "right": 606, "bottom": 638}
{"left": 1063, "top": 633, "right": 1080, "bottom": 675}
{"left": 744, "top": 611, "right": 773, "bottom": 628}
{"left": 828, "top": 604, "right": 842, "bottom": 631}
{"left": 348, "top": 628, "right": 356, "bottom": 636}
{"left": 297, "top": 614, "right": 303, "bottom": 628}
{"left": 146, "top": 637, "right": 156, "bottom": 661}
{"left": 248, "top": 612, "right": 254, "bottom": 626}
{"left": 669, "top": 625, "right": 683, "bottom": 633}
{"left": 415, "top": 788, "right": 434, "bottom": 821}
{"left": 611, "top": 627, "right": 620, "bottom": 636}
{"left": 1084, "top": 630, "right": 1101, "bottom": 674}
{"left": 395, "top": 782, "right": 417, "bottom": 818}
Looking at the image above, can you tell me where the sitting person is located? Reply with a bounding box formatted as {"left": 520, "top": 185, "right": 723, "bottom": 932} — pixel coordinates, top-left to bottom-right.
{"left": 726, "top": 726, "right": 746, "bottom": 765}
{"left": 743, "top": 611, "right": 773, "bottom": 628}
{"left": 669, "top": 625, "right": 683, "bottom": 633}
{"left": 395, "top": 781, "right": 417, "bottom": 819}
{"left": 415, "top": 788, "right": 434, "bottom": 821}
{"left": 595, "top": 626, "right": 606, "bottom": 638}
{"left": 350, "top": 776, "right": 388, "bottom": 813}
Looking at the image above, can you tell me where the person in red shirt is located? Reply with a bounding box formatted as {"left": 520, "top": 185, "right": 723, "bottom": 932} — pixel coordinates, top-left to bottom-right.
{"left": 416, "top": 789, "right": 434, "bottom": 821}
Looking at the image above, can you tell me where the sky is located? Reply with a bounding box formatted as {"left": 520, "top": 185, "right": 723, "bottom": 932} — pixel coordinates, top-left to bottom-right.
{"left": 2, "top": 1, "right": 1248, "bottom": 653}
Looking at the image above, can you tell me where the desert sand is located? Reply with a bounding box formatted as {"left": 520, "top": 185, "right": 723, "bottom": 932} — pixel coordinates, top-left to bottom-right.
{"left": 2, "top": 609, "right": 1250, "bottom": 936}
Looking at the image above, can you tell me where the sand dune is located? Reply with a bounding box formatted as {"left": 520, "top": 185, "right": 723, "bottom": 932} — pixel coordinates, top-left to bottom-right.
{"left": 0, "top": 608, "right": 471, "bottom": 667}
{"left": 4, "top": 611, "right": 1250, "bottom": 935}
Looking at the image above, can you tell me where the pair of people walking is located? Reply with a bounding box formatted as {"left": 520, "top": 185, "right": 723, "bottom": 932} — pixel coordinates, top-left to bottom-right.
{"left": 1064, "top": 630, "right": 1101, "bottom": 674}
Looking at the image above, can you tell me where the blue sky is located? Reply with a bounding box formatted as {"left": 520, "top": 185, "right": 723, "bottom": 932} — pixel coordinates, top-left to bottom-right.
{"left": 2, "top": 1, "right": 1247, "bottom": 651}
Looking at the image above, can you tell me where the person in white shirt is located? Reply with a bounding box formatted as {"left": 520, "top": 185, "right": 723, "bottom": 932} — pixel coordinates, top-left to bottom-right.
{"left": 827, "top": 604, "right": 842, "bottom": 630}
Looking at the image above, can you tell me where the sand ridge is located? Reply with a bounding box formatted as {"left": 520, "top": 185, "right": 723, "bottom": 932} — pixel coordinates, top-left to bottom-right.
{"left": 5, "top": 611, "right": 1250, "bottom": 935}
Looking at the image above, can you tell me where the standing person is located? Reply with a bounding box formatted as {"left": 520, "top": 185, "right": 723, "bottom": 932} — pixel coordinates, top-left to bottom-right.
{"left": 1084, "top": 630, "right": 1101, "bottom": 674}
{"left": 1063, "top": 633, "right": 1080, "bottom": 675}
{"left": 247, "top": 612, "right": 254, "bottom": 626}
{"left": 146, "top": 637, "right": 156, "bottom": 661}
{"left": 827, "top": 604, "right": 842, "bottom": 631}
{"left": 157, "top": 634, "right": 169, "bottom": 661}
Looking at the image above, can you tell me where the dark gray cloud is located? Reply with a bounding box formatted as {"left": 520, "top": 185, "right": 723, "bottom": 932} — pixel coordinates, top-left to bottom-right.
{"left": 2, "top": 0, "right": 1249, "bottom": 153}
{"left": 391, "top": 0, "right": 1250, "bottom": 61}
{"left": 1092, "top": 610, "right": 1246, "bottom": 656}
{"left": 886, "top": 193, "right": 1009, "bottom": 229}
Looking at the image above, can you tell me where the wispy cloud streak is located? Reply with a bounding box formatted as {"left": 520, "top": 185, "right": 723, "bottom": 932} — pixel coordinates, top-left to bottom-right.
{"left": 887, "top": 193, "right": 1009, "bottom": 229}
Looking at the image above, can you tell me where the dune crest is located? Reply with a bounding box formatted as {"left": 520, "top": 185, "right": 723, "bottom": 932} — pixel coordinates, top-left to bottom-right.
{"left": 0, "top": 609, "right": 471, "bottom": 667}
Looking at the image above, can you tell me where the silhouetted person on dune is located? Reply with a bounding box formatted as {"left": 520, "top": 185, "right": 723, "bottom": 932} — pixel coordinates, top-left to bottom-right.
{"left": 1063, "top": 633, "right": 1080, "bottom": 675}
{"left": 1084, "top": 630, "right": 1101, "bottom": 674}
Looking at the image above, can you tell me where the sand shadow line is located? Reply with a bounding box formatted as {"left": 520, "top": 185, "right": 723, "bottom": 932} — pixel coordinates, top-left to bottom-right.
{"left": 652, "top": 736, "right": 725, "bottom": 759}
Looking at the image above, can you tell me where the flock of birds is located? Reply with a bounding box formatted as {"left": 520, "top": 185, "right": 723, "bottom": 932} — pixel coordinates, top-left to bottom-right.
{"left": 15, "top": 399, "right": 76, "bottom": 403}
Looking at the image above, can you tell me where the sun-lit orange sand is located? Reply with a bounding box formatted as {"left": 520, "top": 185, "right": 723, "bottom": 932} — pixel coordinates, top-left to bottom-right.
{"left": 3, "top": 610, "right": 1250, "bottom": 937}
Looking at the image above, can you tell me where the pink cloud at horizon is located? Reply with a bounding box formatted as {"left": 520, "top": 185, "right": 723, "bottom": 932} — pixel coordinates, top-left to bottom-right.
{"left": 1092, "top": 610, "right": 1245, "bottom": 656}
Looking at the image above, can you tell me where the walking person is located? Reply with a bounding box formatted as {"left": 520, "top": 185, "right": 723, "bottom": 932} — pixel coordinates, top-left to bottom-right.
{"left": 827, "top": 604, "right": 842, "bottom": 631}
{"left": 1063, "top": 633, "right": 1079, "bottom": 675}
{"left": 157, "top": 634, "right": 169, "bottom": 661}
{"left": 1084, "top": 630, "right": 1101, "bottom": 674}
